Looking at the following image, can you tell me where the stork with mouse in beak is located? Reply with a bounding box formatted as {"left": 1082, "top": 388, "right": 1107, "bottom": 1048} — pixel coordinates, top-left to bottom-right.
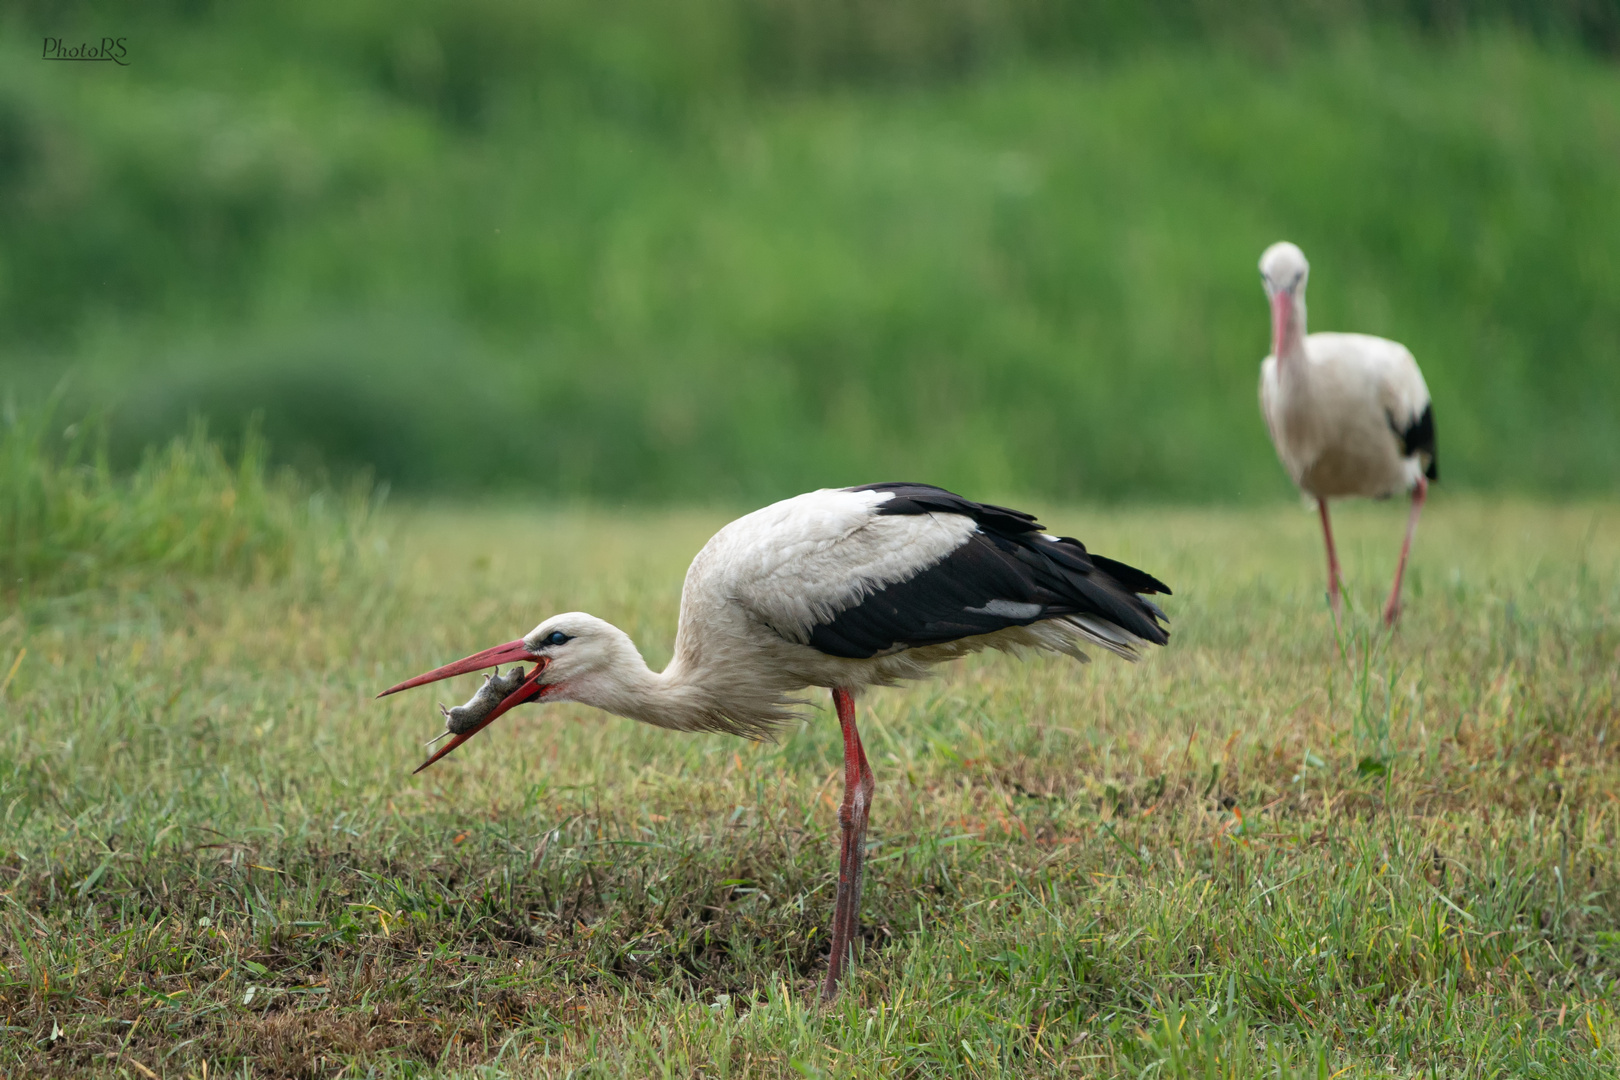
{"left": 379, "top": 482, "right": 1171, "bottom": 1000}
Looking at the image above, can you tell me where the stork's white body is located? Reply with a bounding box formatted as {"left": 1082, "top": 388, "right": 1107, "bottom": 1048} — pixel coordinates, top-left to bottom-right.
{"left": 648, "top": 487, "right": 1155, "bottom": 738}
{"left": 1260, "top": 332, "right": 1433, "bottom": 500}
{"left": 1256, "top": 242, "right": 1437, "bottom": 625}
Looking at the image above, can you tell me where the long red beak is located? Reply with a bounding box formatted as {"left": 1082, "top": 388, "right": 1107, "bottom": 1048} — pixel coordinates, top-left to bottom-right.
{"left": 1270, "top": 290, "right": 1293, "bottom": 358}
{"left": 376, "top": 639, "right": 547, "bottom": 773}
{"left": 377, "top": 639, "right": 540, "bottom": 698}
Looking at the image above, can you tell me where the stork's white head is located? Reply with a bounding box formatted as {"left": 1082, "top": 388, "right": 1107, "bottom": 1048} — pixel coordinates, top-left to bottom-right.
{"left": 516, "top": 612, "right": 641, "bottom": 704}
{"left": 377, "top": 610, "right": 643, "bottom": 771}
{"left": 1259, "top": 242, "right": 1309, "bottom": 296}
{"left": 1258, "top": 242, "right": 1310, "bottom": 357}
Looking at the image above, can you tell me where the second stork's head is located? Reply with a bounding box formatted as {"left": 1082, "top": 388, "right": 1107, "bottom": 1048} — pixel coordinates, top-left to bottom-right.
{"left": 1259, "top": 241, "right": 1310, "bottom": 358}
{"left": 378, "top": 611, "right": 642, "bottom": 771}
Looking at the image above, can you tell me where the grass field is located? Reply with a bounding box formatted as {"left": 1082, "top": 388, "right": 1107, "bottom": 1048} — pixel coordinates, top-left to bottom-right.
{"left": 2, "top": 496, "right": 1618, "bottom": 1076}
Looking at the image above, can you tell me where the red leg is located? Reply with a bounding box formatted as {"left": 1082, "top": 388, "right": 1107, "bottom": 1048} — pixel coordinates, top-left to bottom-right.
{"left": 821, "top": 686, "right": 875, "bottom": 1002}
{"left": 1383, "top": 476, "right": 1428, "bottom": 627}
{"left": 1318, "top": 498, "right": 1343, "bottom": 620}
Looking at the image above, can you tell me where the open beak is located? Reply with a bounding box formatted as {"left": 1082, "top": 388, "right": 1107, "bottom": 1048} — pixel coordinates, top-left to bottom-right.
{"left": 1270, "top": 290, "right": 1293, "bottom": 357}
{"left": 376, "top": 639, "right": 548, "bottom": 773}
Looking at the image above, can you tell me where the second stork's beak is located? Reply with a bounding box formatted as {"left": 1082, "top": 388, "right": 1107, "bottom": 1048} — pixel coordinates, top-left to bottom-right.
{"left": 377, "top": 639, "right": 548, "bottom": 773}
{"left": 1269, "top": 289, "right": 1294, "bottom": 358}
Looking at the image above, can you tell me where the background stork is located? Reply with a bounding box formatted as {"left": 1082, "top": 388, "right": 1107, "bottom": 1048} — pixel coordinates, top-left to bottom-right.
{"left": 379, "top": 483, "right": 1170, "bottom": 999}
{"left": 1258, "top": 242, "right": 1438, "bottom": 626}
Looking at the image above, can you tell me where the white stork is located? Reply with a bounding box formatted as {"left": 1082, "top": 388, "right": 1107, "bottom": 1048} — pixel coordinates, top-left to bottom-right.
{"left": 379, "top": 483, "right": 1170, "bottom": 999}
{"left": 1258, "top": 242, "right": 1438, "bottom": 626}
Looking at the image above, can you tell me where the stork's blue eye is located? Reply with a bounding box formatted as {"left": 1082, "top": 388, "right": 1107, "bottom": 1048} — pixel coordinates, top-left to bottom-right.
{"left": 544, "top": 631, "right": 571, "bottom": 646}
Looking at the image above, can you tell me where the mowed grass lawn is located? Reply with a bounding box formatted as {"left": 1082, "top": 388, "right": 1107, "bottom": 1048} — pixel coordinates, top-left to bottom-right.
{"left": 2, "top": 499, "right": 1618, "bottom": 1077}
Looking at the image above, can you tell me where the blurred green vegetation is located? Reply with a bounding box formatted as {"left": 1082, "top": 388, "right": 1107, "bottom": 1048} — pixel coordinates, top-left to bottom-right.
{"left": 0, "top": 1, "right": 1617, "bottom": 501}
{"left": 0, "top": 396, "right": 378, "bottom": 600}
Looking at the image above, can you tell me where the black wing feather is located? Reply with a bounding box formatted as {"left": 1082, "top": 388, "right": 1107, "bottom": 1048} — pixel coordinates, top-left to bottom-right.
{"left": 1389, "top": 403, "right": 1439, "bottom": 481}
{"left": 806, "top": 484, "right": 1171, "bottom": 660}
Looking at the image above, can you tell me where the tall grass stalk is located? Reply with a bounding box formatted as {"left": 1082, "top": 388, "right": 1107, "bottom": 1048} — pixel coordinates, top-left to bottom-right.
{"left": 0, "top": 396, "right": 379, "bottom": 600}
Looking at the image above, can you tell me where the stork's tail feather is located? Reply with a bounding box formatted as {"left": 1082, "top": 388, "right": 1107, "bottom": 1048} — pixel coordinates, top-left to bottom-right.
{"left": 1070, "top": 554, "right": 1171, "bottom": 649}
{"left": 1088, "top": 553, "right": 1172, "bottom": 600}
{"left": 1028, "top": 537, "right": 1170, "bottom": 650}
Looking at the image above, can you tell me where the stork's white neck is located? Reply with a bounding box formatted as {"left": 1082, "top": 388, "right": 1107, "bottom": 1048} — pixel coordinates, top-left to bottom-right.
{"left": 547, "top": 640, "right": 708, "bottom": 732}
{"left": 530, "top": 613, "right": 799, "bottom": 740}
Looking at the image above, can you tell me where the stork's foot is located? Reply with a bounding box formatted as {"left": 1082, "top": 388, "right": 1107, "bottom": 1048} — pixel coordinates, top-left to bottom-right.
{"left": 1382, "top": 595, "right": 1402, "bottom": 628}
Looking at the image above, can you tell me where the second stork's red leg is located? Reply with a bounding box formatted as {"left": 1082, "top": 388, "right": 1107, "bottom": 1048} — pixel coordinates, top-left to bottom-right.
{"left": 822, "top": 686, "right": 875, "bottom": 1002}
{"left": 1383, "top": 475, "right": 1428, "bottom": 627}
{"left": 1318, "top": 498, "right": 1344, "bottom": 620}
